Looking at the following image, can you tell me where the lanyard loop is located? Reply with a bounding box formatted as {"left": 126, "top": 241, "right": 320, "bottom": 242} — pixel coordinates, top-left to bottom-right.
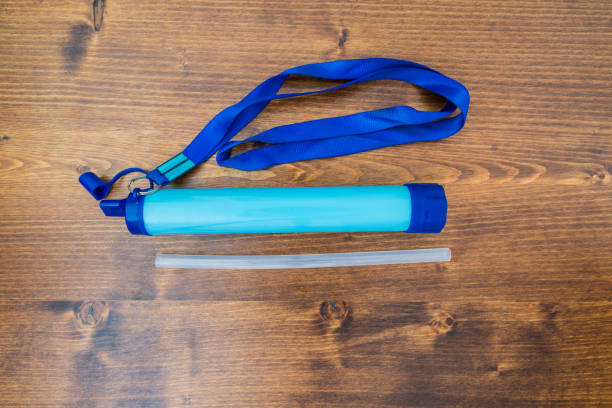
{"left": 80, "top": 58, "right": 469, "bottom": 200}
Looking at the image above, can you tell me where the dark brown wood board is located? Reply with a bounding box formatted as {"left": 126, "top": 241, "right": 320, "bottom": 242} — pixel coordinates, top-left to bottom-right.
{"left": 0, "top": 0, "right": 610, "bottom": 406}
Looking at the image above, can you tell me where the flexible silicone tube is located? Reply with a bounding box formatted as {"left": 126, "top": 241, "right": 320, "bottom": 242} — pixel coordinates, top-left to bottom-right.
{"left": 100, "top": 184, "right": 447, "bottom": 235}
{"left": 155, "top": 248, "right": 452, "bottom": 269}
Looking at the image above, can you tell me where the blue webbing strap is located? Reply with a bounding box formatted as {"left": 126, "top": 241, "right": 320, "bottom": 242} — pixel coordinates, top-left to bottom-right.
{"left": 80, "top": 58, "right": 469, "bottom": 199}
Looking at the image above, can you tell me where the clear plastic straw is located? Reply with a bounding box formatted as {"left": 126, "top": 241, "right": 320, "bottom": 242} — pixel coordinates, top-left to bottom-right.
{"left": 155, "top": 248, "right": 451, "bottom": 270}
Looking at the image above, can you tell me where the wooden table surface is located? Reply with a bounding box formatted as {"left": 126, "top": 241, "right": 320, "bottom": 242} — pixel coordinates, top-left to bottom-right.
{"left": 1, "top": 0, "right": 611, "bottom": 406}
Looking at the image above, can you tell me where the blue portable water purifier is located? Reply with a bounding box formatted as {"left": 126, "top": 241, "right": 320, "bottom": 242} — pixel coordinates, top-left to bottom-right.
{"left": 98, "top": 184, "right": 446, "bottom": 235}
{"left": 79, "top": 59, "right": 469, "bottom": 236}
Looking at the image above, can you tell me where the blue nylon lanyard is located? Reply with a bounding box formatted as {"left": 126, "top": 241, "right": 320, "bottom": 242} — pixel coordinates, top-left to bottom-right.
{"left": 80, "top": 58, "right": 469, "bottom": 200}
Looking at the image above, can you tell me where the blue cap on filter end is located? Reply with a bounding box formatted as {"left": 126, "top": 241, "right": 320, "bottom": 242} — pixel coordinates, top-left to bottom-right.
{"left": 99, "top": 195, "right": 149, "bottom": 235}
{"left": 405, "top": 184, "right": 447, "bottom": 233}
{"left": 124, "top": 194, "right": 149, "bottom": 235}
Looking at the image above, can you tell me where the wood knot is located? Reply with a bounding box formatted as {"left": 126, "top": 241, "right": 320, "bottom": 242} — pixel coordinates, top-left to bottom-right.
{"left": 319, "top": 301, "right": 352, "bottom": 331}
{"left": 429, "top": 310, "right": 455, "bottom": 334}
{"left": 75, "top": 301, "right": 109, "bottom": 328}
{"left": 584, "top": 164, "right": 610, "bottom": 185}
{"left": 591, "top": 170, "right": 609, "bottom": 185}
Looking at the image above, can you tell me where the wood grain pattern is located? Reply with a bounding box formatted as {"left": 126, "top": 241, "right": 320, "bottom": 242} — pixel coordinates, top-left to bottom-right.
{"left": 0, "top": 0, "right": 610, "bottom": 406}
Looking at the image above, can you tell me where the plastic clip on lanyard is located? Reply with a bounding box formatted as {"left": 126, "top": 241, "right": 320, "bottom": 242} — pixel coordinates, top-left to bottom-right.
{"left": 79, "top": 58, "right": 470, "bottom": 235}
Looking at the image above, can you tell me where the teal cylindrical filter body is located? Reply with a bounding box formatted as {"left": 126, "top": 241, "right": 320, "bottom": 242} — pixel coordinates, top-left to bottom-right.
{"left": 100, "top": 184, "right": 446, "bottom": 235}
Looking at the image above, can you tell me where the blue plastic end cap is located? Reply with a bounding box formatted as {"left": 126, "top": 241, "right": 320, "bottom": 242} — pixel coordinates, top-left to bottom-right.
{"left": 124, "top": 194, "right": 150, "bottom": 235}
{"left": 99, "top": 196, "right": 148, "bottom": 234}
{"left": 406, "top": 183, "right": 447, "bottom": 233}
